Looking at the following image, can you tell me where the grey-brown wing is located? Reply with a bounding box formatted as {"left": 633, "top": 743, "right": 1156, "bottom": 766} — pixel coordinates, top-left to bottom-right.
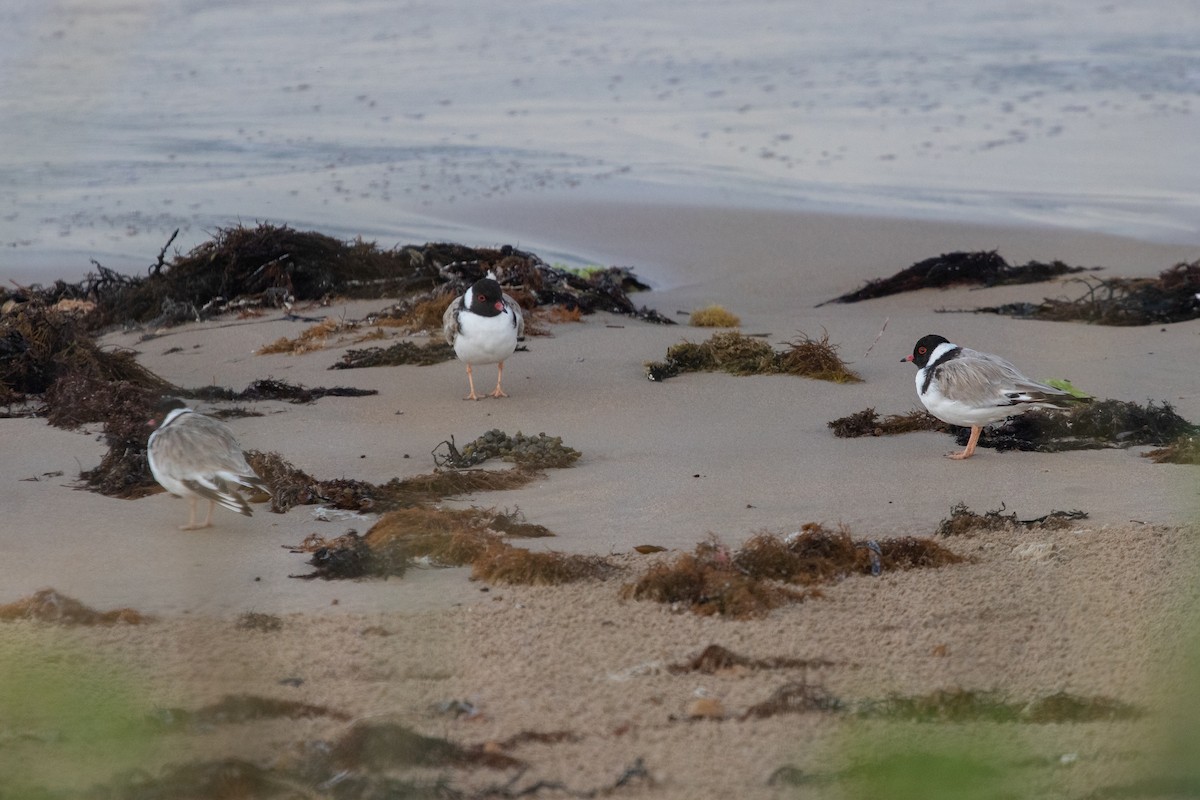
{"left": 442, "top": 295, "right": 463, "bottom": 345}
{"left": 156, "top": 414, "right": 257, "bottom": 479}
{"left": 937, "top": 348, "right": 1064, "bottom": 406}
{"left": 181, "top": 476, "right": 253, "bottom": 515}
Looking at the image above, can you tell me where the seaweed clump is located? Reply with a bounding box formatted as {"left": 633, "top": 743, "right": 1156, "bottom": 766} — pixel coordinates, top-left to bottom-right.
{"left": 90, "top": 225, "right": 446, "bottom": 330}
{"left": 742, "top": 683, "right": 844, "bottom": 719}
{"left": 0, "top": 588, "right": 151, "bottom": 625}
{"left": 668, "top": 644, "right": 835, "bottom": 675}
{"left": 827, "top": 407, "right": 952, "bottom": 438}
{"left": 257, "top": 318, "right": 368, "bottom": 355}
{"left": 187, "top": 378, "right": 377, "bottom": 404}
{"left": 433, "top": 429, "right": 582, "bottom": 469}
{"left": 70, "top": 379, "right": 375, "bottom": 500}
{"left": 621, "top": 525, "right": 962, "bottom": 618}
{"left": 832, "top": 399, "right": 1198, "bottom": 456}
{"left": 646, "top": 331, "right": 861, "bottom": 383}
{"left": 1144, "top": 435, "right": 1200, "bottom": 465}
{"left": 74, "top": 386, "right": 170, "bottom": 498}
{"left": 689, "top": 304, "right": 741, "bottom": 327}
{"left": 4, "top": 225, "right": 673, "bottom": 333}
{"left": 980, "top": 399, "right": 1197, "bottom": 453}
{"left": 245, "top": 450, "right": 544, "bottom": 514}
{"left": 330, "top": 339, "right": 455, "bottom": 369}
{"left": 293, "top": 506, "right": 614, "bottom": 583}
{"left": 971, "top": 260, "right": 1200, "bottom": 325}
{"left": 0, "top": 299, "right": 378, "bottom": 497}
{"left": 1, "top": 303, "right": 174, "bottom": 406}
{"left": 935, "top": 503, "right": 1088, "bottom": 537}
{"left": 819, "top": 250, "right": 1094, "bottom": 305}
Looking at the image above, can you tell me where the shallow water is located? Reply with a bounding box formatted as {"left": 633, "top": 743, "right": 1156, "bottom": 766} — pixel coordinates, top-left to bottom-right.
{"left": 2, "top": 0, "right": 1198, "bottom": 281}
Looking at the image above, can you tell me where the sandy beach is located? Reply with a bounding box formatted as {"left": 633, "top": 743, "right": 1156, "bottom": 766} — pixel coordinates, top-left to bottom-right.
{"left": 5, "top": 0, "right": 1200, "bottom": 795}
{"left": 3, "top": 201, "right": 1200, "bottom": 798}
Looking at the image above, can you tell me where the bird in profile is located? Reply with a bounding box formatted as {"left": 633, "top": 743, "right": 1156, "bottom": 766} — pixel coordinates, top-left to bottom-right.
{"left": 903, "top": 334, "right": 1086, "bottom": 460}
{"left": 147, "top": 399, "right": 271, "bottom": 529}
{"left": 442, "top": 271, "right": 525, "bottom": 400}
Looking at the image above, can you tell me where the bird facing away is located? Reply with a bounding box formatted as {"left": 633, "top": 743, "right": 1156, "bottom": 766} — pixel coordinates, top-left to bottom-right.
{"left": 442, "top": 272, "right": 525, "bottom": 401}
{"left": 147, "top": 399, "right": 271, "bottom": 530}
{"left": 903, "top": 334, "right": 1085, "bottom": 460}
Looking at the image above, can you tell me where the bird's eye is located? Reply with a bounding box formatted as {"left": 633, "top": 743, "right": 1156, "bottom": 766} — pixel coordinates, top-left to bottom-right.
{"left": 918, "top": 346, "right": 927, "bottom": 354}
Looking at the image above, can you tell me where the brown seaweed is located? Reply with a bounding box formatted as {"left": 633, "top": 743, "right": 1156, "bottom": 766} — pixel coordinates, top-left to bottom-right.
{"left": 187, "top": 377, "right": 377, "bottom": 404}
{"left": 741, "top": 682, "right": 844, "bottom": 719}
{"left": 968, "top": 260, "right": 1200, "bottom": 325}
{"left": 668, "top": 644, "right": 837, "bottom": 675}
{"left": 1, "top": 303, "right": 175, "bottom": 402}
{"left": 1143, "top": 435, "right": 1200, "bottom": 465}
{"left": 293, "top": 506, "right": 615, "bottom": 583}
{"left": 294, "top": 531, "right": 409, "bottom": 580}
{"left": 935, "top": 503, "right": 1088, "bottom": 537}
{"left": 818, "top": 250, "right": 1096, "bottom": 305}
{"left": 2, "top": 224, "right": 672, "bottom": 332}
{"left": 832, "top": 399, "right": 1198, "bottom": 456}
{"left": 0, "top": 588, "right": 152, "bottom": 625}
{"left": 330, "top": 339, "right": 455, "bottom": 369}
{"left": 827, "top": 407, "right": 951, "bottom": 438}
{"left": 646, "top": 331, "right": 861, "bottom": 383}
{"left": 433, "top": 429, "right": 582, "bottom": 469}
{"left": 246, "top": 450, "right": 546, "bottom": 514}
{"left": 74, "top": 381, "right": 375, "bottom": 500}
{"left": 975, "top": 399, "right": 1196, "bottom": 453}
{"left": 469, "top": 541, "right": 615, "bottom": 585}
{"left": 621, "top": 525, "right": 961, "bottom": 618}
{"left": 257, "top": 318, "right": 347, "bottom": 355}
{"left": 689, "top": 305, "right": 741, "bottom": 327}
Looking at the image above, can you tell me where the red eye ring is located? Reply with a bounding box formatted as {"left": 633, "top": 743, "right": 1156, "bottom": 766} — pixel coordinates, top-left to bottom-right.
{"left": 918, "top": 346, "right": 927, "bottom": 354}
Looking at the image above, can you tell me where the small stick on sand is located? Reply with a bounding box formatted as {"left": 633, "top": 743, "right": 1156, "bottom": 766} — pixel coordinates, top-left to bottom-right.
{"left": 863, "top": 316, "right": 889, "bottom": 358}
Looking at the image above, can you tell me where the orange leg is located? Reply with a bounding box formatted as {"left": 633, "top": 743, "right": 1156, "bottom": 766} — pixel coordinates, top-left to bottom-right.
{"left": 947, "top": 426, "right": 982, "bottom": 460}
{"left": 181, "top": 498, "right": 215, "bottom": 530}
{"left": 489, "top": 360, "right": 509, "bottom": 399}
{"left": 181, "top": 497, "right": 198, "bottom": 530}
{"left": 463, "top": 364, "right": 482, "bottom": 401}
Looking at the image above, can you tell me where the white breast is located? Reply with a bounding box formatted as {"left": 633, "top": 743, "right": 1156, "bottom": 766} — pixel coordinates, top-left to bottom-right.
{"left": 453, "top": 309, "right": 519, "bottom": 365}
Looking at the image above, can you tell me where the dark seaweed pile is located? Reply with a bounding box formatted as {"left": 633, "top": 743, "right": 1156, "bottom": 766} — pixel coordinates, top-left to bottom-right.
{"left": 827, "top": 407, "right": 950, "bottom": 438}
{"left": 935, "top": 502, "right": 1088, "bottom": 537}
{"left": 971, "top": 260, "right": 1200, "bottom": 325}
{"left": 331, "top": 340, "right": 455, "bottom": 369}
{"left": 818, "top": 250, "right": 1095, "bottom": 305}
{"left": 978, "top": 399, "right": 1197, "bottom": 453}
{"left": 0, "top": 223, "right": 672, "bottom": 332}
{"left": 1, "top": 224, "right": 668, "bottom": 497}
{"left": 0, "top": 304, "right": 175, "bottom": 404}
{"left": 830, "top": 400, "right": 1198, "bottom": 456}
{"left": 187, "top": 378, "right": 376, "bottom": 404}
{"left": 432, "top": 429, "right": 582, "bottom": 469}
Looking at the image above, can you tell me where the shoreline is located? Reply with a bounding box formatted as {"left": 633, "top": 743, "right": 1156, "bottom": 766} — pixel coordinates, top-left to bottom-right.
{"left": 2, "top": 205, "right": 1199, "bottom": 797}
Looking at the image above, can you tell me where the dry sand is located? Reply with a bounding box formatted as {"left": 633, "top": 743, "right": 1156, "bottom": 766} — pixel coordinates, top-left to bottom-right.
{"left": 3, "top": 203, "right": 1200, "bottom": 797}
